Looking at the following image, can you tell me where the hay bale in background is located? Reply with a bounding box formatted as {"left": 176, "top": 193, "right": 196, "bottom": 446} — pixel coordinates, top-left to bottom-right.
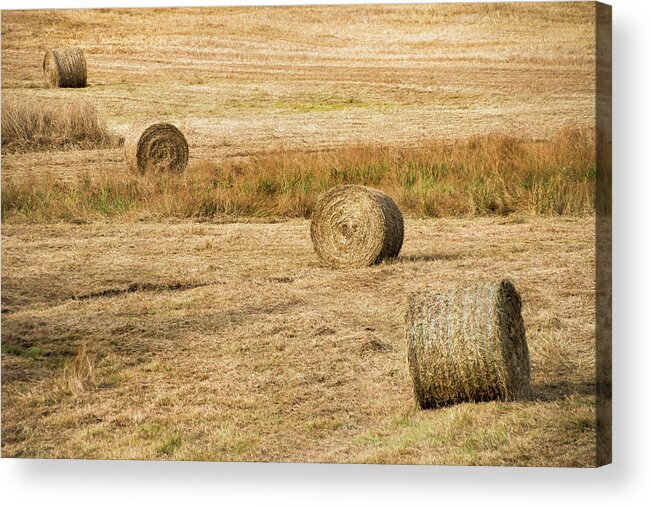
{"left": 124, "top": 121, "right": 189, "bottom": 174}
{"left": 310, "top": 185, "right": 403, "bottom": 268}
{"left": 43, "top": 48, "right": 87, "bottom": 88}
{"left": 406, "top": 279, "right": 531, "bottom": 408}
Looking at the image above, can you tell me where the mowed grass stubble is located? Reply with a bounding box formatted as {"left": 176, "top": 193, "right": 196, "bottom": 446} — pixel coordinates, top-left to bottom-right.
{"left": 1, "top": 3, "right": 601, "bottom": 465}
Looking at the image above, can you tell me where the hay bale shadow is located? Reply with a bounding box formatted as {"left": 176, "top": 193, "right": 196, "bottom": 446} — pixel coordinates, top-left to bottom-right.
{"left": 397, "top": 252, "right": 466, "bottom": 263}
{"left": 530, "top": 382, "right": 596, "bottom": 402}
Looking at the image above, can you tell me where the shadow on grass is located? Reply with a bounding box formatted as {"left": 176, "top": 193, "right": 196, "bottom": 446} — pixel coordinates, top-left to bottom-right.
{"left": 394, "top": 252, "right": 465, "bottom": 263}
{"left": 530, "top": 382, "right": 596, "bottom": 402}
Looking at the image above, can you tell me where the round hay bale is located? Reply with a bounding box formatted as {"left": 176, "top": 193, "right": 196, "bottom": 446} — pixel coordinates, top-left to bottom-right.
{"left": 43, "top": 48, "right": 87, "bottom": 88}
{"left": 406, "top": 279, "right": 531, "bottom": 408}
{"left": 310, "top": 185, "right": 404, "bottom": 268}
{"left": 124, "top": 121, "right": 189, "bottom": 174}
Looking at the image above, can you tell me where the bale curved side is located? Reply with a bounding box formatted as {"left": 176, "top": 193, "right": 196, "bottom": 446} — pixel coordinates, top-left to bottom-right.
{"left": 43, "top": 48, "right": 87, "bottom": 88}
{"left": 124, "top": 121, "right": 189, "bottom": 174}
{"left": 310, "top": 185, "right": 404, "bottom": 268}
{"left": 406, "top": 279, "right": 531, "bottom": 408}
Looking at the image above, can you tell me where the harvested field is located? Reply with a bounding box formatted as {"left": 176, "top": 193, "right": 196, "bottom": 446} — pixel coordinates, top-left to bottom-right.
{"left": 1, "top": 217, "right": 596, "bottom": 465}
{"left": 2, "top": 4, "right": 596, "bottom": 180}
{"left": 1, "top": 3, "right": 601, "bottom": 465}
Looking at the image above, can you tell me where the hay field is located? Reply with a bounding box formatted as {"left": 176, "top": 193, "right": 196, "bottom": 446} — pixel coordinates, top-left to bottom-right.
{"left": 2, "top": 4, "right": 596, "bottom": 181}
{"left": 1, "top": 3, "right": 599, "bottom": 465}
{"left": 2, "top": 217, "right": 595, "bottom": 464}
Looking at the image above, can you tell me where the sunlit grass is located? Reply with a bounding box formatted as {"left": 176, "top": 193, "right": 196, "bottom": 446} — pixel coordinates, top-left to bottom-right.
{"left": 1, "top": 127, "right": 595, "bottom": 222}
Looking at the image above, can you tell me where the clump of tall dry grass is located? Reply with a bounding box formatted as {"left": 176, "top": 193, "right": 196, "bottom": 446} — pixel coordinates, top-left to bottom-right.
{"left": 1, "top": 127, "right": 595, "bottom": 222}
{"left": 57, "top": 342, "right": 98, "bottom": 396}
{"left": 1, "top": 95, "right": 119, "bottom": 153}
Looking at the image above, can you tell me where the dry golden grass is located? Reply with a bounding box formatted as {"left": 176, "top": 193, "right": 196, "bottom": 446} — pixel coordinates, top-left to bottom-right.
{"left": 56, "top": 342, "right": 98, "bottom": 396}
{"left": 1, "top": 95, "right": 119, "bottom": 153}
{"left": 2, "top": 4, "right": 595, "bottom": 170}
{"left": 1, "top": 127, "right": 595, "bottom": 221}
{"left": 1, "top": 217, "right": 595, "bottom": 464}
{"left": 0, "top": 3, "right": 601, "bottom": 465}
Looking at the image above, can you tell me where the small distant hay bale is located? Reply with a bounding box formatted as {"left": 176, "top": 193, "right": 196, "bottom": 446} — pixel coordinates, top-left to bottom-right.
{"left": 406, "top": 279, "right": 531, "bottom": 408}
{"left": 310, "top": 185, "right": 404, "bottom": 268}
{"left": 43, "top": 48, "right": 87, "bottom": 88}
{"left": 124, "top": 121, "right": 189, "bottom": 174}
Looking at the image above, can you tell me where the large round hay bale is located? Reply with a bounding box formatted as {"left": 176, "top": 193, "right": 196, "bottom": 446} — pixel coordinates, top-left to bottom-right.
{"left": 406, "top": 279, "right": 531, "bottom": 408}
{"left": 124, "top": 121, "right": 189, "bottom": 174}
{"left": 310, "top": 185, "right": 404, "bottom": 268}
{"left": 43, "top": 48, "right": 87, "bottom": 88}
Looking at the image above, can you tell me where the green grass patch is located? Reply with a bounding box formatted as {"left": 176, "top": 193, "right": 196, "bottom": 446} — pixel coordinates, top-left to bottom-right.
{"left": 4, "top": 344, "right": 47, "bottom": 358}
{"left": 157, "top": 433, "right": 182, "bottom": 455}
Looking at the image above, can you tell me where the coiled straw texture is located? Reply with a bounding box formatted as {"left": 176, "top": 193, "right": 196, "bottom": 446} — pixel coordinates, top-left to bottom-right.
{"left": 43, "top": 48, "right": 87, "bottom": 88}
{"left": 310, "top": 185, "right": 404, "bottom": 268}
{"left": 406, "top": 279, "right": 531, "bottom": 408}
{"left": 124, "top": 121, "right": 189, "bottom": 174}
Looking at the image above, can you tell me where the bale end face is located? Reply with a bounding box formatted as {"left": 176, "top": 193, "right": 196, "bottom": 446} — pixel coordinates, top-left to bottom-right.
{"left": 43, "top": 48, "right": 87, "bottom": 88}
{"left": 310, "top": 185, "right": 403, "bottom": 268}
{"left": 124, "top": 121, "right": 189, "bottom": 174}
{"left": 406, "top": 279, "right": 531, "bottom": 408}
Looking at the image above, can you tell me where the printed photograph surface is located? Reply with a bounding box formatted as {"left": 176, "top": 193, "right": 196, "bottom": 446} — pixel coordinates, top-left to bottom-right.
{"left": 1, "top": 2, "right": 611, "bottom": 466}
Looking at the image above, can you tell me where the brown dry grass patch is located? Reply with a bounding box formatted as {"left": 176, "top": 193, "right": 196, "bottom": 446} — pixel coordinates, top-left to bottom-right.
{"left": 1, "top": 217, "right": 596, "bottom": 464}
{"left": 57, "top": 342, "right": 98, "bottom": 396}
{"left": 1, "top": 95, "right": 119, "bottom": 153}
{"left": 2, "top": 4, "right": 595, "bottom": 160}
{"left": 1, "top": 127, "right": 595, "bottom": 222}
{"left": 0, "top": 2, "right": 601, "bottom": 466}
